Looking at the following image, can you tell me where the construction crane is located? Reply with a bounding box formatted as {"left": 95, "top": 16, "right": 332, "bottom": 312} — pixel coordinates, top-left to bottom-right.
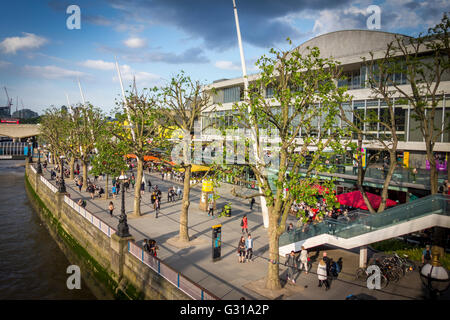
{"left": 2, "top": 87, "right": 13, "bottom": 117}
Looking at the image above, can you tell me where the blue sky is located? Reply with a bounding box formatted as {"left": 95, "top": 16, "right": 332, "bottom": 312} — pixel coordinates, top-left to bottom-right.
{"left": 0, "top": 0, "right": 449, "bottom": 115}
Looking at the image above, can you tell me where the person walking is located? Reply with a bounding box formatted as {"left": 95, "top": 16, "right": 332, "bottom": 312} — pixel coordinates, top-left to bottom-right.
{"left": 147, "top": 179, "right": 152, "bottom": 192}
{"left": 130, "top": 174, "right": 136, "bottom": 189}
{"left": 250, "top": 198, "right": 255, "bottom": 210}
{"left": 422, "top": 245, "right": 432, "bottom": 265}
{"left": 155, "top": 198, "right": 160, "bottom": 218}
{"left": 177, "top": 186, "right": 182, "bottom": 200}
{"left": 208, "top": 200, "right": 214, "bottom": 217}
{"left": 112, "top": 184, "right": 117, "bottom": 199}
{"left": 77, "top": 179, "right": 83, "bottom": 192}
{"left": 140, "top": 181, "right": 145, "bottom": 196}
{"left": 286, "top": 251, "right": 297, "bottom": 284}
{"left": 245, "top": 234, "right": 253, "bottom": 262}
{"left": 108, "top": 201, "right": 114, "bottom": 217}
{"left": 317, "top": 258, "right": 330, "bottom": 290}
{"left": 237, "top": 236, "right": 246, "bottom": 263}
{"left": 241, "top": 215, "right": 248, "bottom": 234}
{"left": 299, "top": 246, "right": 309, "bottom": 274}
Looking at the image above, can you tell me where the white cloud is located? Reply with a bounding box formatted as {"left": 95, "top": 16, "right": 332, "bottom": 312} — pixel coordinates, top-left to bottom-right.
{"left": 124, "top": 37, "right": 147, "bottom": 49}
{"left": 0, "top": 60, "right": 11, "bottom": 68}
{"left": 113, "top": 64, "right": 161, "bottom": 86}
{"left": 215, "top": 60, "right": 241, "bottom": 71}
{"left": 23, "top": 65, "right": 86, "bottom": 79}
{"left": 0, "top": 32, "right": 48, "bottom": 54}
{"left": 80, "top": 59, "right": 116, "bottom": 70}
{"left": 215, "top": 60, "right": 258, "bottom": 72}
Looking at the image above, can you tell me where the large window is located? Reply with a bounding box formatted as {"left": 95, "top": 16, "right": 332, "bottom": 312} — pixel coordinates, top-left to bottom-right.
{"left": 223, "top": 86, "right": 242, "bottom": 103}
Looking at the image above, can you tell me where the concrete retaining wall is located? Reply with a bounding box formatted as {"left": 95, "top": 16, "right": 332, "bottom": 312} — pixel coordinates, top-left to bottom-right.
{"left": 25, "top": 161, "right": 190, "bottom": 300}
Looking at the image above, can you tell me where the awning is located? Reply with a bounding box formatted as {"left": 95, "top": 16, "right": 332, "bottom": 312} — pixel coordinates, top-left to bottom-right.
{"left": 336, "top": 190, "right": 397, "bottom": 210}
{"left": 176, "top": 164, "right": 211, "bottom": 173}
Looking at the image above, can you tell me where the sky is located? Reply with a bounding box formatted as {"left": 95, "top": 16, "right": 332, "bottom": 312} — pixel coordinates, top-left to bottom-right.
{"left": 0, "top": 0, "right": 449, "bottom": 116}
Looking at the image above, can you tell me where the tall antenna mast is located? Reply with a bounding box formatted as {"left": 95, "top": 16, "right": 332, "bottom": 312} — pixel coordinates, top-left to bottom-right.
{"left": 232, "top": 0, "right": 269, "bottom": 228}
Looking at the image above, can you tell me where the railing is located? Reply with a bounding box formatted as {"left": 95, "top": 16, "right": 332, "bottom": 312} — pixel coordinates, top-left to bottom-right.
{"left": 64, "top": 195, "right": 116, "bottom": 238}
{"left": 0, "top": 142, "right": 28, "bottom": 156}
{"left": 37, "top": 169, "right": 218, "bottom": 300}
{"left": 279, "top": 194, "right": 450, "bottom": 247}
{"left": 30, "top": 165, "right": 37, "bottom": 174}
{"left": 128, "top": 241, "right": 219, "bottom": 300}
{"left": 40, "top": 175, "right": 58, "bottom": 193}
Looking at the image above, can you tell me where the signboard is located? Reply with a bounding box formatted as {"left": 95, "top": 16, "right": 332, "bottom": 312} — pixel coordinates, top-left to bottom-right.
{"left": 212, "top": 224, "right": 222, "bottom": 262}
{"left": 202, "top": 180, "right": 213, "bottom": 192}
{"left": 403, "top": 152, "right": 409, "bottom": 168}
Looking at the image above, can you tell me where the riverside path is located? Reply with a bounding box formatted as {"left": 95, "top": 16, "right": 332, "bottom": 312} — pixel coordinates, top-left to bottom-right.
{"left": 38, "top": 163, "right": 445, "bottom": 300}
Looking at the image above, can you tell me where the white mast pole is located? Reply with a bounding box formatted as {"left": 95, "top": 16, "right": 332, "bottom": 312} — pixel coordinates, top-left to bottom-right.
{"left": 115, "top": 57, "right": 136, "bottom": 142}
{"left": 232, "top": 0, "right": 269, "bottom": 228}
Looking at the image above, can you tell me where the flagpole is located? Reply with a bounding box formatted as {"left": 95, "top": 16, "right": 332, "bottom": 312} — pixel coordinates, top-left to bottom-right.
{"left": 232, "top": 0, "right": 269, "bottom": 228}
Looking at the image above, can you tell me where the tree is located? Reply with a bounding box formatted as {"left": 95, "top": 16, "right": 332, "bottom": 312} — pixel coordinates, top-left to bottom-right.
{"left": 159, "top": 71, "right": 213, "bottom": 243}
{"left": 229, "top": 42, "right": 350, "bottom": 290}
{"left": 39, "top": 107, "right": 71, "bottom": 165}
{"left": 338, "top": 43, "right": 404, "bottom": 213}
{"left": 111, "top": 86, "right": 167, "bottom": 217}
{"left": 379, "top": 13, "right": 450, "bottom": 194}
{"left": 90, "top": 124, "right": 128, "bottom": 199}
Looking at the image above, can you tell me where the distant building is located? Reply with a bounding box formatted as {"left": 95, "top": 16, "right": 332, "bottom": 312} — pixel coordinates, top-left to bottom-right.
{"left": 12, "top": 109, "right": 39, "bottom": 119}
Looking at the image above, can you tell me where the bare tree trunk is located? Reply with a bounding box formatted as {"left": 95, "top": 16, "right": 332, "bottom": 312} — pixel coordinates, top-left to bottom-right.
{"left": 133, "top": 158, "right": 143, "bottom": 217}
{"left": 82, "top": 159, "right": 88, "bottom": 188}
{"left": 179, "top": 165, "right": 192, "bottom": 242}
{"left": 426, "top": 145, "right": 438, "bottom": 194}
{"left": 265, "top": 209, "right": 282, "bottom": 290}
{"left": 105, "top": 174, "right": 109, "bottom": 200}
{"left": 69, "top": 157, "right": 75, "bottom": 180}
{"left": 356, "top": 133, "right": 376, "bottom": 213}
{"left": 378, "top": 150, "right": 397, "bottom": 212}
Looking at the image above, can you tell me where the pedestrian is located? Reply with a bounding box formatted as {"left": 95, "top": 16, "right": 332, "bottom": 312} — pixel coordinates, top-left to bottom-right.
{"left": 237, "top": 236, "right": 246, "bottom": 263}
{"left": 88, "top": 184, "right": 95, "bottom": 199}
{"left": 108, "top": 201, "right": 114, "bottom": 217}
{"left": 149, "top": 239, "right": 158, "bottom": 257}
{"left": 245, "top": 234, "right": 253, "bottom": 262}
{"left": 208, "top": 200, "right": 214, "bottom": 217}
{"left": 250, "top": 197, "right": 255, "bottom": 210}
{"left": 140, "top": 181, "right": 145, "bottom": 196}
{"left": 299, "top": 246, "right": 309, "bottom": 274}
{"left": 241, "top": 215, "right": 248, "bottom": 234}
{"left": 287, "top": 222, "right": 294, "bottom": 233}
{"left": 317, "top": 258, "right": 330, "bottom": 290}
{"left": 112, "top": 184, "right": 117, "bottom": 199}
{"left": 77, "top": 180, "right": 83, "bottom": 192}
{"left": 155, "top": 198, "right": 160, "bottom": 218}
{"left": 131, "top": 174, "right": 135, "bottom": 189}
{"left": 143, "top": 239, "right": 151, "bottom": 253}
{"left": 177, "top": 186, "right": 182, "bottom": 200}
{"left": 422, "top": 245, "right": 432, "bottom": 265}
{"left": 286, "top": 250, "right": 297, "bottom": 284}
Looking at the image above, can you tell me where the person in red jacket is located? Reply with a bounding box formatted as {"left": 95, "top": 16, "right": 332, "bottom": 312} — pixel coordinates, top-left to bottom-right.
{"left": 241, "top": 215, "right": 248, "bottom": 234}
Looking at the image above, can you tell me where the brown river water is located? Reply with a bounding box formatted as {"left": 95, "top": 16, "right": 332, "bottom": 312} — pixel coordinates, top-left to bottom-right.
{"left": 0, "top": 160, "right": 96, "bottom": 299}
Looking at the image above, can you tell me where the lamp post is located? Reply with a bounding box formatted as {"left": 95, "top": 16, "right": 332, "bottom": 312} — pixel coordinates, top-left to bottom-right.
{"left": 117, "top": 172, "right": 131, "bottom": 238}
{"left": 36, "top": 146, "right": 42, "bottom": 174}
{"left": 420, "top": 244, "right": 450, "bottom": 299}
{"left": 59, "top": 155, "right": 66, "bottom": 193}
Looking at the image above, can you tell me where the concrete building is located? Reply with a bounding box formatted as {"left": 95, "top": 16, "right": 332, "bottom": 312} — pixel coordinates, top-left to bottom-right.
{"left": 199, "top": 30, "right": 450, "bottom": 200}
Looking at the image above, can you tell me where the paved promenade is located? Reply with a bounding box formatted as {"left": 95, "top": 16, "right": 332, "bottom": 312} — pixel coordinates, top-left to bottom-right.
{"left": 40, "top": 164, "right": 445, "bottom": 300}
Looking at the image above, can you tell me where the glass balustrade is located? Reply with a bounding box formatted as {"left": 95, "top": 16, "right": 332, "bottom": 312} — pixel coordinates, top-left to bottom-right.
{"left": 279, "top": 194, "right": 450, "bottom": 247}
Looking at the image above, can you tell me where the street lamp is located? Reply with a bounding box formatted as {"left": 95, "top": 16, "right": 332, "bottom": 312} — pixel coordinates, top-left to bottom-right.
{"left": 59, "top": 155, "right": 66, "bottom": 193}
{"left": 420, "top": 245, "right": 450, "bottom": 299}
{"left": 36, "top": 146, "right": 42, "bottom": 174}
{"left": 117, "top": 172, "right": 131, "bottom": 238}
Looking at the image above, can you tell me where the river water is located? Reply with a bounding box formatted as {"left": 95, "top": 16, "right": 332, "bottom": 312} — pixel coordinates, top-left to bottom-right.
{"left": 0, "top": 160, "right": 96, "bottom": 299}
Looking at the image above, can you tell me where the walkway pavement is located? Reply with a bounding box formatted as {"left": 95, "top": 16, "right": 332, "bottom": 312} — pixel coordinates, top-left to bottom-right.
{"left": 41, "top": 164, "right": 447, "bottom": 300}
